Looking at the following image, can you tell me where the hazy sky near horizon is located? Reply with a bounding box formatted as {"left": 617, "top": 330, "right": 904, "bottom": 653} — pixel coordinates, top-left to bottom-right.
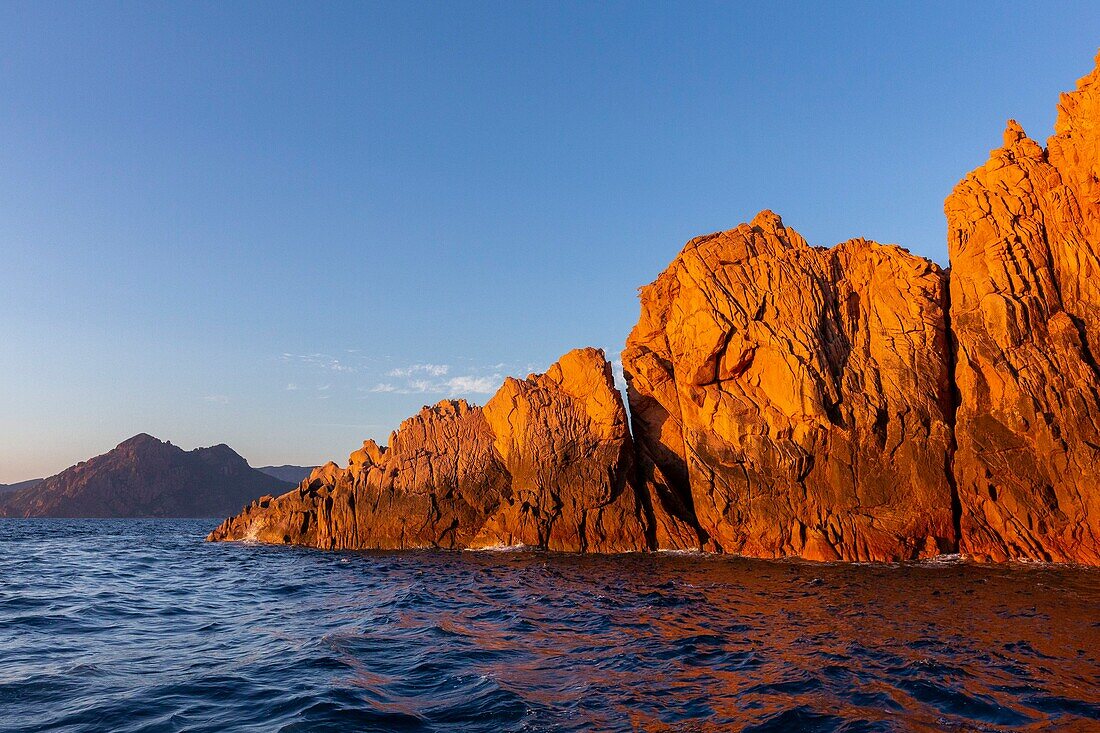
{"left": 1, "top": 2, "right": 1098, "bottom": 482}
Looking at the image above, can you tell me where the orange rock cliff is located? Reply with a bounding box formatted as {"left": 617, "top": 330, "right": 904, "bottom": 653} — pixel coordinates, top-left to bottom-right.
{"left": 208, "top": 348, "right": 651, "bottom": 552}
{"left": 945, "top": 54, "right": 1100, "bottom": 564}
{"left": 210, "top": 52, "right": 1100, "bottom": 564}
{"left": 621, "top": 212, "right": 957, "bottom": 561}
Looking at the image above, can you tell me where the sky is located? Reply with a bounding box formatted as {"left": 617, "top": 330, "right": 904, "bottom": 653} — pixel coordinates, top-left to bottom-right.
{"left": 1, "top": 2, "right": 1098, "bottom": 482}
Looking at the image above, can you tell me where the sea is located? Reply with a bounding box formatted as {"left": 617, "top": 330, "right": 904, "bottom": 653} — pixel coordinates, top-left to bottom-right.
{"left": 1, "top": 519, "right": 1097, "bottom": 732}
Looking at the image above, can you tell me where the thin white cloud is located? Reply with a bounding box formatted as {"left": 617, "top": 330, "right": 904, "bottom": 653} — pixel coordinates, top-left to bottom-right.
{"left": 204, "top": 394, "right": 230, "bottom": 404}
{"left": 445, "top": 375, "right": 499, "bottom": 394}
{"left": 281, "top": 352, "right": 356, "bottom": 373}
{"left": 281, "top": 353, "right": 531, "bottom": 400}
{"left": 386, "top": 363, "right": 450, "bottom": 378}
{"left": 369, "top": 373, "right": 502, "bottom": 396}
{"left": 282, "top": 355, "right": 617, "bottom": 402}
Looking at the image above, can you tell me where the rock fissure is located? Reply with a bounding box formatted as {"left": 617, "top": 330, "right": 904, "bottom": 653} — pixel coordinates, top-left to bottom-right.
{"left": 943, "top": 271, "right": 964, "bottom": 550}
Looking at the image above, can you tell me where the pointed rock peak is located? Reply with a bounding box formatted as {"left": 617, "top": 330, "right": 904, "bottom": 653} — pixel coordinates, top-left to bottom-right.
{"left": 750, "top": 209, "right": 785, "bottom": 232}
{"left": 348, "top": 439, "right": 386, "bottom": 471}
{"left": 1003, "top": 119, "right": 1027, "bottom": 146}
{"left": 1077, "top": 48, "right": 1100, "bottom": 88}
{"left": 547, "top": 347, "right": 609, "bottom": 383}
{"left": 1048, "top": 52, "right": 1100, "bottom": 195}
{"left": 1047, "top": 52, "right": 1100, "bottom": 137}
{"left": 309, "top": 461, "right": 342, "bottom": 483}
{"left": 195, "top": 443, "right": 246, "bottom": 463}
{"left": 542, "top": 347, "right": 619, "bottom": 405}
{"left": 1053, "top": 53, "right": 1100, "bottom": 133}
{"left": 534, "top": 347, "right": 623, "bottom": 430}
{"left": 748, "top": 209, "right": 810, "bottom": 251}
{"left": 683, "top": 211, "right": 807, "bottom": 267}
{"left": 116, "top": 433, "right": 165, "bottom": 450}
{"left": 430, "top": 399, "right": 473, "bottom": 416}
{"left": 484, "top": 346, "right": 628, "bottom": 467}
{"left": 360, "top": 438, "right": 385, "bottom": 459}
{"left": 986, "top": 119, "right": 1043, "bottom": 163}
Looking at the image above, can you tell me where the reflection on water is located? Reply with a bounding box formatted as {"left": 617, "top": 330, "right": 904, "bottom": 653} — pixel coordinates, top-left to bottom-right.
{"left": 1, "top": 519, "right": 1097, "bottom": 732}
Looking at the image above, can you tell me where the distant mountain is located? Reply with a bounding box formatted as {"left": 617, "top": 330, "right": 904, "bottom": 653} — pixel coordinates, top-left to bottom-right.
{"left": 256, "top": 465, "right": 316, "bottom": 485}
{"left": 0, "top": 478, "right": 42, "bottom": 495}
{"left": 0, "top": 434, "right": 292, "bottom": 518}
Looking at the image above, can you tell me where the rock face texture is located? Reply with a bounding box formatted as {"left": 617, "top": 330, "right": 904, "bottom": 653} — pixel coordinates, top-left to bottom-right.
{"left": 623, "top": 211, "right": 957, "bottom": 561}
{"left": 211, "top": 52, "right": 1100, "bottom": 565}
{"left": 946, "top": 55, "right": 1100, "bottom": 563}
{"left": 0, "top": 434, "right": 291, "bottom": 518}
{"left": 207, "top": 349, "right": 651, "bottom": 552}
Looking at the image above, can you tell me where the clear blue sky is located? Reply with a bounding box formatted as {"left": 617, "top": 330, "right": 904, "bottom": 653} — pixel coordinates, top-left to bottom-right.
{"left": 1, "top": 2, "right": 1098, "bottom": 482}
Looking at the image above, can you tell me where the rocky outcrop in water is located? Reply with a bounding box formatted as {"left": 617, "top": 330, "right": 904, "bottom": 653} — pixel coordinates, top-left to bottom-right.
{"left": 207, "top": 348, "right": 651, "bottom": 552}
{"left": 211, "top": 52, "right": 1100, "bottom": 565}
{"left": 0, "top": 434, "right": 291, "bottom": 518}
{"left": 946, "top": 56, "right": 1100, "bottom": 564}
{"left": 622, "top": 212, "right": 957, "bottom": 561}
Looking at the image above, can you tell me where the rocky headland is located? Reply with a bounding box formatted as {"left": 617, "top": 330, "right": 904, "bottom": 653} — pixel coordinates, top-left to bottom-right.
{"left": 209, "top": 53, "right": 1100, "bottom": 565}
{"left": 1, "top": 434, "right": 292, "bottom": 518}
{"left": 208, "top": 348, "right": 651, "bottom": 552}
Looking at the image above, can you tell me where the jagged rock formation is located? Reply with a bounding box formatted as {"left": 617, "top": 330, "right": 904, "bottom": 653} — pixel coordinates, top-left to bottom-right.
{"left": 622, "top": 211, "right": 957, "bottom": 561}
{"left": 207, "top": 348, "right": 651, "bottom": 552}
{"left": 946, "top": 55, "right": 1100, "bottom": 563}
{"left": 211, "top": 52, "right": 1100, "bottom": 565}
{"left": 0, "top": 434, "right": 291, "bottom": 518}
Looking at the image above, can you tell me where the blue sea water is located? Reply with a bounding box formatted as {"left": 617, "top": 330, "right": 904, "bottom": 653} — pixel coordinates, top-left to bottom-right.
{"left": 0, "top": 519, "right": 1097, "bottom": 732}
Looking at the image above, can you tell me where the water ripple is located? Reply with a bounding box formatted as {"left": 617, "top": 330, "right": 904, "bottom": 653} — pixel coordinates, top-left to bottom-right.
{"left": 1, "top": 519, "right": 1098, "bottom": 732}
